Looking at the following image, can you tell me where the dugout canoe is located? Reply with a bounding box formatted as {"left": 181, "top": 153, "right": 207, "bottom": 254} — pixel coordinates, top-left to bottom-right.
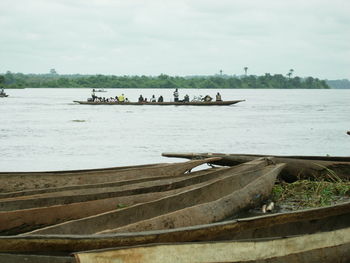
{"left": 74, "top": 227, "right": 350, "bottom": 263}
{"left": 0, "top": 158, "right": 217, "bottom": 193}
{"left": 73, "top": 100, "right": 245, "bottom": 106}
{"left": 0, "top": 168, "right": 227, "bottom": 234}
{"left": 0, "top": 165, "right": 224, "bottom": 212}
{"left": 162, "top": 152, "right": 350, "bottom": 182}
{"left": 22, "top": 158, "right": 279, "bottom": 235}
{"left": 0, "top": 201, "right": 349, "bottom": 254}
{"left": 96, "top": 163, "right": 284, "bottom": 234}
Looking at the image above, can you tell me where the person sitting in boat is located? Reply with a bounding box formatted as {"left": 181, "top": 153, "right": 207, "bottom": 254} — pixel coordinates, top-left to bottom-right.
{"left": 150, "top": 95, "right": 156, "bottom": 102}
{"left": 125, "top": 98, "right": 129, "bottom": 102}
{"left": 183, "top": 94, "right": 190, "bottom": 102}
{"left": 203, "top": 95, "right": 213, "bottom": 102}
{"left": 158, "top": 95, "right": 164, "bottom": 102}
{"left": 118, "top": 94, "right": 125, "bottom": 102}
{"left": 216, "top": 92, "right": 222, "bottom": 101}
{"left": 173, "top": 88, "right": 179, "bottom": 102}
{"left": 138, "top": 95, "right": 144, "bottom": 102}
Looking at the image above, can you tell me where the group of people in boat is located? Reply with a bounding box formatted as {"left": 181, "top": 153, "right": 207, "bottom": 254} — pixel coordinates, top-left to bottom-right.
{"left": 173, "top": 88, "right": 222, "bottom": 102}
{"left": 89, "top": 89, "right": 223, "bottom": 103}
{"left": 91, "top": 90, "right": 129, "bottom": 103}
{"left": 138, "top": 94, "right": 164, "bottom": 103}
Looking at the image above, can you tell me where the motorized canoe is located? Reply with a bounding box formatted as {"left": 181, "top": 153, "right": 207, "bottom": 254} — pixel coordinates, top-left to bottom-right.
{"left": 162, "top": 152, "right": 350, "bottom": 182}
{"left": 21, "top": 158, "right": 280, "bottom": 235}
{"left": 74, "top": 227, "right": 350, "bottom": 263}
{"left": 0, "top": 94, "right": 8, "bottom": 98}
{"left": 0, "top": 201, "right": 348, "bottom": 254}
{"left": 0, "top": 158, "right": 218, "bottom": 193}
{"left": 73, "top": 100, "right": 245, "bottom": 106}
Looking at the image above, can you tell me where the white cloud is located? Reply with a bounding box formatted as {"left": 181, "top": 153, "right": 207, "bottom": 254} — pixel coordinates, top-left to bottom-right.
{"left": 0, "top": 0, "right": 349, "bottom": 78}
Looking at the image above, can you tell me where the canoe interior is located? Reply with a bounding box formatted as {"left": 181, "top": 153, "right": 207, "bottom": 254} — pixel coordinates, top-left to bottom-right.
{"left": 21, "top": 159, "right": 278, "bottom": 235}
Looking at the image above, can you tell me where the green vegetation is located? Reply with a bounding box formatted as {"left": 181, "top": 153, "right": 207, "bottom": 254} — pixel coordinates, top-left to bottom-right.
{"left": 271, "top": 179, "right": 350, "bottom": 210}
{"left": 0, "top": 71, "right": 330, "bottom": 89}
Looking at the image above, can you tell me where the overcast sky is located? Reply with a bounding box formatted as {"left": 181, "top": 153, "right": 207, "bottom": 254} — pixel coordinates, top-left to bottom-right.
{"left": 0, "top": 0, "right": 349, "bottom": 79}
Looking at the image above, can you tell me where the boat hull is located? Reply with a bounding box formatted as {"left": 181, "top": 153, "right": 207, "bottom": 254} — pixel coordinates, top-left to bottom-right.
{"left": 74, "top": 227, "right": 350, "bottom": 263}
{"left": 73, "top": 100, "right": 244, "bottom": 106}
{"left": 0, "top": 201, "right": 349, "bottom": 253}
{"left": 162, "top": 152, "right": 350, "bottom": 182}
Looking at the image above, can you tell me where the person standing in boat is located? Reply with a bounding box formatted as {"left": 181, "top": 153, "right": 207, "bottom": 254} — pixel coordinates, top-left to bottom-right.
{"left": 173, "top": 88, "right": 179, "bottom": 102}
{"left": 138, "top": 95, "right": 144, "bottom": 102}
{"left": 216, "top": 92, "right": 222, "bottom": 101}
{"left": 91, "top": 89, "right": 96, "bottom": 101}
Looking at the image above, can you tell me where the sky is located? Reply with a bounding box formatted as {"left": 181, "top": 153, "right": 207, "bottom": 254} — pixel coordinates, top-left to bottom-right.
{"left": 0, "top": 0, "right": 349, "bottom": 79}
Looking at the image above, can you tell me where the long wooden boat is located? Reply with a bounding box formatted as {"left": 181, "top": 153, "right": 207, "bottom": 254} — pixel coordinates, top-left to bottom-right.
{"left": 22, "top": 158, "right": 279, "bottom": 235}
{"left": 97, "top": 163, "right": 284, "bottom": 234}
{"left": 0, "top": 201, "right": 349, "bottom": 254}
{"left": 0, "top": 158, "right": 217, "bottom": 193}
{"left": 0, "top": 168, "right": 225, "bottom": 235}
{"left": 162, "top": 152, "right": 350, "bottom": 182}
{"left": 73, "top": 100, "right": 245, "bottom": 106}
{"left": 0, "top": 165, "right": 227, "bottom": 212}
{"left": 74, "top": 227, "right": 350, "bottom": 263}
{"left": 0, "top": 94, "right": 8, "bottom": 97}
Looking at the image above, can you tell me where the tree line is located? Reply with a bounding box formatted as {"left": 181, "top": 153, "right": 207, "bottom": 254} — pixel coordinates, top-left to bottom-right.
{"left": 0, "top": 71, "right": 330, "bottom": 89}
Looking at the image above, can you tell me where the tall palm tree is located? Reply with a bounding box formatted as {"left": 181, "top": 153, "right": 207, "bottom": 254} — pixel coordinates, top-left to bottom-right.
{"left": 287, "top": 69, "right": 294, "bottom": 79}
{"left": 244, "top": 67, "right": 248, "bottom": 76}
{"left": 219, "top": 69, "right": 223, "bottom": 76}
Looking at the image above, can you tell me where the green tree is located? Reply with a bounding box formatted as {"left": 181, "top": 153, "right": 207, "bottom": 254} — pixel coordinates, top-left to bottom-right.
{"left": 244, "top": 67, "right": 248, "bottom": 76}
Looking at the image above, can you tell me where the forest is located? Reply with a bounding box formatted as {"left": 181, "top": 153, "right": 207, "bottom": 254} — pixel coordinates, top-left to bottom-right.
{"left": 0, "top": 71, "right": 330, "bottom": 89}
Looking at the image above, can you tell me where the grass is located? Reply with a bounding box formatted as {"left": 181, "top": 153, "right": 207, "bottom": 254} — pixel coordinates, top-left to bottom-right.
{"left": 271, "top": 178, "right": 350, "bottom": 210}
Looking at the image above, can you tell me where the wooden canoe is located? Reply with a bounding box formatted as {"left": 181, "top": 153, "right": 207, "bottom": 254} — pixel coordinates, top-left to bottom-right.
{"left": 162, "top": 152, "right": 350, "bottom": 182}
{"left": 22, "top": 158, "right": 278, "bottom": 235}
{"left": 0, "top": 168, "right": 227, "bottom": 234}
{"left": 97, "top": 163, "right": 284, "bottom": 234}
{"left": 74, "top": 227, "right": 350, "bottom": 263}
{"left": 0, "top": 158, "right": 218, "bottom": 193}
{"left": 0, "top": 201, "right": 349, "bottom": 253}
{"left": 73, "top": 100, "right": 245, "bottom": 106}
{"left": 0, "top": 165, "right": 226, "bottom": 212}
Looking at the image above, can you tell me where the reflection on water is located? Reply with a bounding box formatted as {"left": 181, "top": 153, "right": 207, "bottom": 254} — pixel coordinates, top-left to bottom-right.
{"left": 0, "top": 88, "right": 349, "bottom": 171}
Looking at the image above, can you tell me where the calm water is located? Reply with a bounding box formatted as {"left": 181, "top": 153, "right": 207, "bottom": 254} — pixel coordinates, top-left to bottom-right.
{"left": 0, "top": 88, "right": 349, "bottom": 171}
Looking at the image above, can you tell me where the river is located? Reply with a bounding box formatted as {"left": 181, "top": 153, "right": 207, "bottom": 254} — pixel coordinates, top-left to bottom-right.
{"left": 0, "top": 88, "right": 349, "bottom": 171}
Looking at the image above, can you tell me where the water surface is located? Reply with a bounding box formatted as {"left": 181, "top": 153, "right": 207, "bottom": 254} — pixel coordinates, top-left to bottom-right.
{"left": 0, "top": 88, "right": 349, "bottom": 171}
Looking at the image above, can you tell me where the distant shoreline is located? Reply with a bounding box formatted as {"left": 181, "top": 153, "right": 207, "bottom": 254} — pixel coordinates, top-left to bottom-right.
{"left": 2, "top": 72, "right": 348, "bottom": 89}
